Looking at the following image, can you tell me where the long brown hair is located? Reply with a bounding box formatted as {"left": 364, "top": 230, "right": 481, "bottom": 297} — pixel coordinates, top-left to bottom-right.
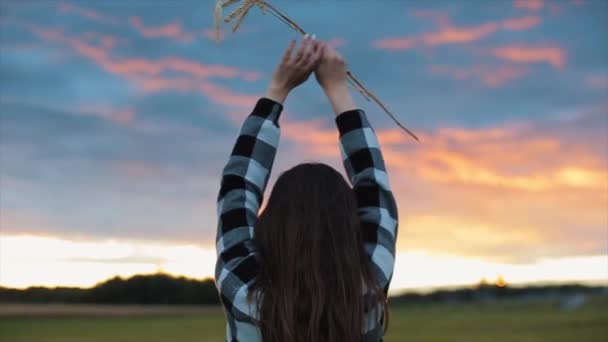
{"left": 250, "top": 163, "right": 387, "bottom": 342}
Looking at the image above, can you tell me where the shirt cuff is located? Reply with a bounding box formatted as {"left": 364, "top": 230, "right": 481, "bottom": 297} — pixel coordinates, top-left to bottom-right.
{"left": 335, "top": 109, "right": 368, "bottom": 137}
{"left": 252, "top": 97, "right": 284, "bottom": 126}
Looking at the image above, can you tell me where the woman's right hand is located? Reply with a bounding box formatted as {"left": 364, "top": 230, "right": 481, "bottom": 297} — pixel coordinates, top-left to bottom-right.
{"left": 314, "top": 43, "right": 348, "bottom": 92}
{"left": 314, "top": 42, "right": 356, "bottom": 115}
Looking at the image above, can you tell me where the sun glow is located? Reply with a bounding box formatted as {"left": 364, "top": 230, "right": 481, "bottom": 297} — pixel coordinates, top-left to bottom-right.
{"left": 1, "top": 234, "right": 606, "bottom": 294}
{"left": 0, "top": 235, "right": 217, "bottom": 288}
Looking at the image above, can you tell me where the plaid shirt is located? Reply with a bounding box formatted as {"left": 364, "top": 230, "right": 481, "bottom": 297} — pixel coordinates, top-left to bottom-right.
{"left": 215, "top": 97, "right": 398, "bottom": 341}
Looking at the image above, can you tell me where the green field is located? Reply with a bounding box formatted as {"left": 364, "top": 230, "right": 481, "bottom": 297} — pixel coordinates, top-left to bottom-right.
{"left": 1, "top": 297, "right": 607, "bottom": 341}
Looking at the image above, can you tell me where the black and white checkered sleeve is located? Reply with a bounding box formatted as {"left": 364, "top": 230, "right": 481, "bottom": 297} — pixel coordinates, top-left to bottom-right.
{"left": 215, "top": 97, "right": 282, "bottom": 329}
{"left": 335, "top": 109, "right": 399, "bottom": 292}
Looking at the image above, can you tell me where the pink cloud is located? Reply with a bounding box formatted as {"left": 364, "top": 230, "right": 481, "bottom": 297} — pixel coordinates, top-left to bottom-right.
{"left": 585, "top": 74, "right": 608, "bottom": 90}
{"left": 28, "top": 25, "right": 262, "bottom": 111}
{"left": 479, "top": 66, "right": 529, "bottom": 86}
{"left": 548, "top": 3, "right": 563, "bottom": 15}
{"left": 414, "top": 9, "right": 450, "bottom": 28}
{"left": 99, "top": 36, "right": 116, "bottom": 49}
{"left": 198, "top": 81, "right": 259, "bottom": 108}
{"left": 430, "top": 64, "right": 529, "bottom": 87}
{"left": 3, "top": 94, "right": 137, "bottom": 126}
{"left": 241, "top": 71, "right": 261, "bottom": 82}
{"left": 373, "top": 11, "right": 541, "bottom": 52}
{"left": 160, "top": 57, "right": 241, "bottom": 79}
{"left": 373, "top": 37, "right": 418, "bottom": 50}
{"left": 82, "top": 32, "right": 128, "bottom": 49}
{"left": 422, "top": 22, "right": 499, "bottom": 45}
{"left": 79, "top": 105, "right": 136, "bottom": 125}
{"left": 373, "top": 22, "right": 499, "bottom": 51}
{"left": 113, "top": 161, "right": 166, "bottom": 179}
{"left": 29, "top": 25, "right": 257, "bottom": 80}
{"left": 488, "top": 44, "right": 566, "bottom": 69}
{"left": 129, "top": 16, "right": 195, "bottom": 43}
{"left": 0, "top": 211, "right": 63, "bottom": 236}
{"left": 430, "top": 65, "right": 471, "bottom": 80}
{"left": 202, "top": 29, "right": 224, "bottom": 41}
{"left": 223, "top": 110, "right": 247, "bottom": 124}
{"left": 327, "top": 38, "right": 346, "bottom": 49}
{"left": 502, "top": 16, "right": 540, "bottom": 31}
{"left": 513, "top": 0, "right": 544, "bottom": 11}
{"left": 128, "top": 76, "right": 195, "bottom": 93}
{"left": 120, "top": 75, "right": 258, "bottom": 109}
{"left": 58, "top": 2, "right": 117, "bottom": 24}
{"left": 282, "top": 119, "right": 339, "bottom": 157}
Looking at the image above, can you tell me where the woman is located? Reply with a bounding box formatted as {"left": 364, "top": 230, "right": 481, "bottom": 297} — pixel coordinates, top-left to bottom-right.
{"left": 215, "top": 34, "right": 398, "bottom": 342}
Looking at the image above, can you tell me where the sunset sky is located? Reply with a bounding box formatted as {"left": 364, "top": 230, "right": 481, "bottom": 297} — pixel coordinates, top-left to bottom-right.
{"left": 1, "top": 0, "right": 607, "bottom": 294}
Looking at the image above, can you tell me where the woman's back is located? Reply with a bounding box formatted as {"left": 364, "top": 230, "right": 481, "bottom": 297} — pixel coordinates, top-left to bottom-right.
{"left": 214, "top": 38, "right": 398, "bottom": 342}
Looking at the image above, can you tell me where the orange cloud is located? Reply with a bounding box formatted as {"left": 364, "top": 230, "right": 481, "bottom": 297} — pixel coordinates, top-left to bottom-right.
{"left": 397, "top": 216, "right": 546, "bottom": 260}
{"left": 58, "top": 2, "right": 117, "bottom": 24}
{"left": 513, "top": 0, "right": 544, "bottom": 11}
{"left": 279, "top": 109, "right": 606, "bottom": 261}
{"left": 284, "top": 109, "right": 605, "bottom": 194}
{"left": 502, "top": 15, "right": 540, "bottom": 31}
{"left": 282, "top": 118, "right": 339, "bottom": 157}
{"left": 129, "top": 16, "right": 195, "bottom": 43}
{"left": 487, "top": 44, "right": 566, "bottom": 69}
{"left": 282, "top": 112, "right": 603, "bottom": 193}
{"left": 392, "top": 123, "right": 603, "bottom": 193}
{"left": 430, "top": 64, "right": 529, "bottom": 87}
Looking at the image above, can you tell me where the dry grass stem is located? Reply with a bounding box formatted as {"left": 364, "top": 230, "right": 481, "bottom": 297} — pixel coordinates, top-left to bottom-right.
{"left": 214, "top": 0, "right": 418, "bottom": 141}
{"left": 231, "top": 0, "right": 256, "bottom": 32}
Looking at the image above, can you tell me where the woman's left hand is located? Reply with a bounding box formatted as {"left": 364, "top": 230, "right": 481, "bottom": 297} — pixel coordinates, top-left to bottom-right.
{"left": 266, "top": 34, "right": 325, "bottom": 104}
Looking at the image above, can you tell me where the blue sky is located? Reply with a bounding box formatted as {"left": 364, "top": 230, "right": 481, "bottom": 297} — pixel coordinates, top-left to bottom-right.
{"left": 1, "top": 0, "right": 606, "bottom": 290}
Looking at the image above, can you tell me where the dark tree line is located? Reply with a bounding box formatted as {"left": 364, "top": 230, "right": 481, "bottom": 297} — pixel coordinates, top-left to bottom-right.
{"left": 391, "top": 283, "right": 606, "bottom": 305}
{"left": 0, "top": 273, "right": 220, "bottom": 305}
{"left": 0, "top": 273, "right": 604, "bottom": 305}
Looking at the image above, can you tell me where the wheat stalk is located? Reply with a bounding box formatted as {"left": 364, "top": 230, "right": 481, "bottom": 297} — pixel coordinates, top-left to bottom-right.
{"left": 230, "top": 0, "right": 256, "bottom": 32}
{"left": 213, "top": 0, "right": 419, "bottom": 141}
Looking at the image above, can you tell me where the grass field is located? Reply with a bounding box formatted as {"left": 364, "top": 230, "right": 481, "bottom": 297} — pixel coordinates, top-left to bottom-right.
{"left": 1, "top": 297, "right": 607, "bottom": 341}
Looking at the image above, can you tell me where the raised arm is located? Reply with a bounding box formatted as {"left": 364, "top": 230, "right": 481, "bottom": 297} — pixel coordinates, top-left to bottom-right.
{"left": 315, "top": 45, "right": 399, "bottom": 293}
{"left": 215, "top": 96, "right": 283, "bottom": 320}
{"left": 215, "top": 36, "right": 324, "bottom": 329}
{"left": 335, "top": 100, "right": 399, "bottom": 293}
